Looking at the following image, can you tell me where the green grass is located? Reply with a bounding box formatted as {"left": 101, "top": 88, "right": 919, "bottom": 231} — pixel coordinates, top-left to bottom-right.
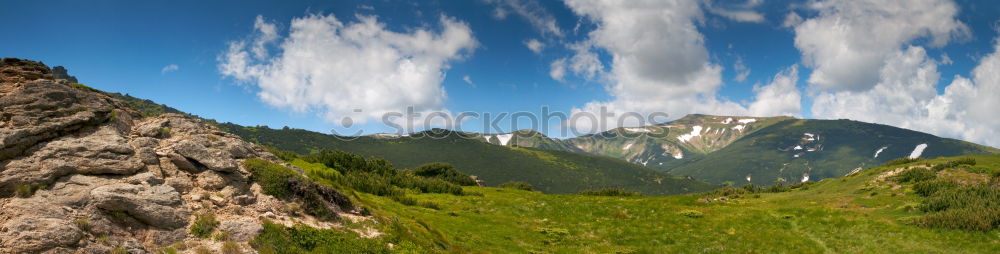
{"left": 251, "top": 221, "right": 390, "bottom": 254}
{"left": 345, "top": 154, "right": 1000, "bottom": 253}
{"left": 190, "top": 213, "right": 219, "bottom": 238}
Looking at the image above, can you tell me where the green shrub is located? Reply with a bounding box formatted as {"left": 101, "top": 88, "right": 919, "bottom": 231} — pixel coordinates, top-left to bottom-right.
{"left": 110, "top": 246, "right": 128, "bottom": 254}
{"left": 411, "top": 162, "right": 477, "bottom": 186}
{"left": 579, "top": 188, "right": 640, "bottom": 197}
{"left": 892, "top": 168, "right": 936, "bottom": 183}
{"left": 74, "top": 218, "right": 91, "bottom": 231}
{"left": 14, "top": 185, "right": 33, "bottom": 197}
{"left": 913, "top": 180, "right": 957, "bottom": 197}
{"left": 190, "top": 213, "right": 219, "bottom": 238}
{"left": 220, "top": 241, "right": 242, "bottom": 254}
{"left": 919, "top": 207, "right": 1000, "bottom": 231}
{"left": 245, "top": 158, "right": 299, "bottom": 199}
{"left": 157, "top": 247, "right": 179, "bottom": 254}
{"left": 678, "top": 210, "right": 704, "bottom": 218}
{"left": 244, "top": 158, "right": 352, "bottom": 220}
{"left": 498, "top": 181, "right": 534, "bottom": 191}
{"left": 251, "top": 221, "right": 390, "bottom": 254}
{"left": 883, "top": 157, "right": 921, "bottom": 167}
{"left": 419, "top": 201, "right": 442, "bottom": 210}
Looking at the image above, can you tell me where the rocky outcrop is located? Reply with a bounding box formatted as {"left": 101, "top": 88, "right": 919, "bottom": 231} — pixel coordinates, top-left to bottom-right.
{"left": 0, "top": 58, "right": 355, "bottom": 253}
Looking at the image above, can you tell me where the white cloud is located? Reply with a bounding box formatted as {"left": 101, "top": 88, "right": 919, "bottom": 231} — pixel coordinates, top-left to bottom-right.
{"left": 549, "top": 58, "right": 567, "bottom": 82}
{"left": 252, "top": 15, "right": 279, "bottom": 60}
{"left": 560, "top": 0, "right": 757, "bottom": 131}
{"left": 462, "top": 75, "right": 476, "bottom": 88}
{"left": 749, "top": 65, "right": 801, "bottom": 117}
{"left": 812, "top": 41, "right": 1000, "bottom": 147}
{"left": 487, "top": 0, "right": 563, "bottom": 37}
{"left": 704, "top": 0, "right": 765, "bottom": 23}
{"left": 733, "top": 57, "right": 750, "bottom": 82}
{"left": 793, "top": 0, "right": 970, "bottom": 91}
{"left": 161, "top": 64, "right": 179, "bottom": 74}
{"left": 218, "top": 13, "right": 477, "bottom": 124}
{"left": 524, "top": 38, "right": 545, "bottom": 54}
{"left": 794, "top": 0, "right": 1000, "bottom": 147}
{"left": 781, "top": 12, "right": 802, "bottom": 28}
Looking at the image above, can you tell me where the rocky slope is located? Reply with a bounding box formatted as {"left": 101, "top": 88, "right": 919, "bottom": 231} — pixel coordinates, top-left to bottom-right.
{"left": 0, "top": 58, "right": 357, "bottom": 253}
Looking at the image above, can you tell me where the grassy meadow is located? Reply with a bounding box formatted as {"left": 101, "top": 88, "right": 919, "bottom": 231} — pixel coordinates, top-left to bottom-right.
{"left": 346, "top": 155, "right": 1000, "bottom": 253}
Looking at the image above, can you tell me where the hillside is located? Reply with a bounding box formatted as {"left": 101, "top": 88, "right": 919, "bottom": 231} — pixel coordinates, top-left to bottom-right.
{"left": 353, "top": 154, "right": 1000, "bottom": 252}
{"left": 216, "top": 125, "right": 715, "bottom": 195}
{"left": 500, "top": 115, "right": 998, "bottom": 185}
{"left": 0, "top": 58, "right": 360, "bottom": 253}
{"left": 669, "top": 118, "right": 1000, "bottom": 185}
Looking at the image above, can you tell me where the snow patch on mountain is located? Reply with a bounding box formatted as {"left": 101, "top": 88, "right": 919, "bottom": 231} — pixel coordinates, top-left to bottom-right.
{"left": 908, "top": 143, "right": 928, "bottom": 159}
{"left": 623, "top": 127, "right": 650, "bottom": 133}
{"left": 874, "top": 146, "right": 888, "bottom": 158}
{"left": 732, "top": 125, "right": 745, "bottom": 131}
{"left": 673, "top": 151, "right": 684, "bottom": 159}
{"left": 723, "top": 118, "right": 734, "bottom": 124}
{"left": 801, "top": 173, "right": 810, "bottom": 182}
{"left": 677, "top": 126, "right": 703, "bottom": 142}
{"left": 496, "top": 133, "right": 513, "bottom": 146}
{"left": 623, "top": 143, "right": 633, "bottom": 150}
{"left": 738, "top": 118, "right": 757, "bottom": 124}
{"left": 794, "top": 145, "right": 803, "bottom": 150}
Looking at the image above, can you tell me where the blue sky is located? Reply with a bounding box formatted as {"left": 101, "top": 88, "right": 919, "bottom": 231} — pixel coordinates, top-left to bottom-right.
{"left": 3, "top": 0, "right": 1000, "bottom": 146}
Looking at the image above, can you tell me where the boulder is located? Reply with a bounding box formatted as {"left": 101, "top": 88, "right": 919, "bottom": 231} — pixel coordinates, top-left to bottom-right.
{"left": 173, "top": 140, "right": 237, "bottom": 172}
{"left": 0, "top": 217, "right": 83, "bottom": 253}
{"left": 90, "top": 183, "right": 190, "bottom": 229}
{"left": 219, "top": 220, "right": 262, "bottom": 242}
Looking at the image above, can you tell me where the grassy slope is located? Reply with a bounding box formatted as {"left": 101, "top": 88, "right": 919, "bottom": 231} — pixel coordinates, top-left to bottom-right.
{"left": 670, "top": 119, "right": 999, "bottom": 185}
{"left": 356, "top": 154, "right": 1000, "bottom": 253}
{"left": 219, "top": 125, "right": 715, "bottom": 195}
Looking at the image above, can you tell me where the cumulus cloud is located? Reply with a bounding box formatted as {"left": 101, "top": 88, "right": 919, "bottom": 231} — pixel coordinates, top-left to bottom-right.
{"left": 161, "top": 64, "right": 179, "bottom": 74}
{"left": 749, "top": 65, "right": 801, "bottom": 117}
{"left": 811, "top": 41, "right": 1000, "bottom": 147}
{"left": 549, "top": 58, "right": 567, "bottom": 82}
{"left": 793, "top": 0, "right": 970, "bottom": 91}
{"left": 793, "top": 0, "right": 1000, "bottom": 146}
{"left": 524, "top": 38, "right": 545, "bottom": 54}
{"left": 487, "top": 0, "right": 563, "bottom": 37}
{"left": 218, "top": 13, "right": 477, "bottom": 124}
{"left": 560, "top": 0, "right": 769, "bottom": 131}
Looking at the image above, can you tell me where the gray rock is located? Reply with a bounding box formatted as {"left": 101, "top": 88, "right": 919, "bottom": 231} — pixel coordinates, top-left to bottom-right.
{"left": 0, "top": 217, "right": 83, "bottom": 253}
{"left": 219, "top": 220, "right": 263, "bottom": 242}
{"left": 196, "top": 171, "right": 227, "bottom": 190}
{"left": 173, "top": 140, "right": 238, "bottom": 172}
{"left": 90, "top": 183, "right": 190, "bottom": 229}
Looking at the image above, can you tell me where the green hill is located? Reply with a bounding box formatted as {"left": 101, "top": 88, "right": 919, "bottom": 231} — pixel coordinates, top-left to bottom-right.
{"left": 216, "top": 124, "right": 715, "bottom": 195}
{"left": 502, "top": 115, "right": 997, "bottom": 185}
{"left": 668, "top": 119, "right": 1000, "bottom": 185}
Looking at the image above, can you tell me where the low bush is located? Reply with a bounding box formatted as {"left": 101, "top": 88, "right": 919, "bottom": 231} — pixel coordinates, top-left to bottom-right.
{"left": 883, "top": 157, "right": 921, "bottom": 167}
{"left": 912, "top": 180, "right": 957, "bottom": 197}
{"left": 893, "top": 168, "right": 936, "bottom": 183}
{"left": 498, "top": 181, "right": 534, "bottom": 191}
{"left": 220, "top": 241, "right": 242, "bottom": 254}
{"left": 190, "top": 213, "right": 219, "bottom": 238}
{"left": 678, "top": 210, "right": 704, "bottom": 218}
{"left": 411, "top": 162, "right": 478, "bottom": 186}
{"left": 579, "top": 188, "right": 640, "bottom": 197}
{"left": 244, "top": 158, "right": 352, "bottom": 220}
{"left": 251, "top": 221, "right": 390, "bottom": 254}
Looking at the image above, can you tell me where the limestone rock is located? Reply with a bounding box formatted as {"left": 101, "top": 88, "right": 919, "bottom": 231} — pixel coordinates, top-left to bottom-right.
{"left": 90, "top": 183, "right": 190, "bottom": 229}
